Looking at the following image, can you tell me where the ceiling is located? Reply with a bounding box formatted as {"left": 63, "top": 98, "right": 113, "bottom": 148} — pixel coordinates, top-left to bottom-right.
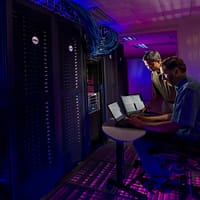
{"left": 73, "top": 0, "right": 200, "bottom": 58}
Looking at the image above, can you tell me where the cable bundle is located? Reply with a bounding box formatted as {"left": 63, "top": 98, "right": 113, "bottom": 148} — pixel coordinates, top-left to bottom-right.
{"left": 29, "top": 0, "right": 118, "bottom": 56}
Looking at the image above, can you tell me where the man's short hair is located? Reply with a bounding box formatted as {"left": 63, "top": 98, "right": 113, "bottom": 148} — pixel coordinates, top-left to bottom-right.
{"left": 162, "top": 56, "right": 186, "bottom": 72}
{"left": 143, "top": 51, "right": 161, "bottom": 61}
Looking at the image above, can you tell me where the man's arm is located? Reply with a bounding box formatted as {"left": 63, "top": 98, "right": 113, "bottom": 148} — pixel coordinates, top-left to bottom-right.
{"left": 136, "top": 113, "right": 172, "bottom": 122}
{"left": 143, "top": 79, "right": 162, "bottom": 112}
{"left": 128, "top": 115, "right": 181, "bottom": 133}
{"left": 145, "top": 94, "right": 161, "bottom": 111}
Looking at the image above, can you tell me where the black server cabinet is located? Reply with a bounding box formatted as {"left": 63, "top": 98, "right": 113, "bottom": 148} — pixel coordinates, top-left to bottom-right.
{"left": 0, "top": 0, "right": 10, "bottom": 199}
{"left": 87, "top": 58, "right": 104, "bottom": 149}
{"left": 58, "top": 20, "right": 86, "bottom": 171}
{"left": 12, "top": 3, "right": 57, "bottom": 199}
{"left": 5, "top": 1, "right": 87, "bottom": 199}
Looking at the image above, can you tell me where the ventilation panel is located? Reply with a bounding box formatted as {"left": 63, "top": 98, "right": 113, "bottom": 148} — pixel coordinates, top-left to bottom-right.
{"left": 13, "top": 3, "right": 56, "bottom": 183}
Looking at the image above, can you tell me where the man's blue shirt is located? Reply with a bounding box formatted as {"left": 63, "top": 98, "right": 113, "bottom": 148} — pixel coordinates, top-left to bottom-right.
{"left": 171, "top": 76, "right": 200, "bottom": 141}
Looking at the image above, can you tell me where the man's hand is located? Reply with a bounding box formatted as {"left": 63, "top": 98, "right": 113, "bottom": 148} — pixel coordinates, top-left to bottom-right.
{"left": 128, "top": 114, "right": 179, "bottom": 133}
{"left": 128, "top": 116, "right": 145, "bottom": 129}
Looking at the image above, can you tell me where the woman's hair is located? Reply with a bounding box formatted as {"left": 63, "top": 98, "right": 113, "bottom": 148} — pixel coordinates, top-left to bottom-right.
{"left": 162, "top": 56, "right": 186, "bottom": 72}
{"left": 143, "top": 51, "right": 161, "bottom": 61}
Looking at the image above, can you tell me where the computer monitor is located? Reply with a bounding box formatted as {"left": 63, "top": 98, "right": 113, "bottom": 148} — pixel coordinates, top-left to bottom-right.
{"left": 121, "top": 94, "right": 145, "bottom": 115}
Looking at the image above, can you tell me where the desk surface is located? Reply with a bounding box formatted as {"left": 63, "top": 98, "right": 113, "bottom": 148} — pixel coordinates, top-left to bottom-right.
{"left": 102, "top": 120, "right": 146, "bottom": 142}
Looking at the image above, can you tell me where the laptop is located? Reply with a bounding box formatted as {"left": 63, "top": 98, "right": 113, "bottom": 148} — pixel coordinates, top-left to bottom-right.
{"left": 121, "top": 94, "right": 158, "bottom": 116}
{"left": 107, "top": 102, "right": 135, "bottom": 127}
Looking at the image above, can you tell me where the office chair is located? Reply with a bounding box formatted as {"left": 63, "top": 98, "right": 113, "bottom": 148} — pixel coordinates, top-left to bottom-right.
{"left": 150, "top": 142, "right": 200, "bottom": 199}
{"left": 124, "top": 141, "right": 200, "bottom": 199}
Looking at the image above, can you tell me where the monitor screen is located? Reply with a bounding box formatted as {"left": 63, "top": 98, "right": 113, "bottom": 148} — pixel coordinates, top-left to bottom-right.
{"left": 107, "top": 102, "right": 124, "bottom": 121}
{"left": 121, "top": 94, "right": 145, "bottom": 114}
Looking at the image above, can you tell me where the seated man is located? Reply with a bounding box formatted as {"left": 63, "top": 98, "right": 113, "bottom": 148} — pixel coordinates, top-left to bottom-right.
{"left": 128, "top": 56, "right": 200, "bottom": 189}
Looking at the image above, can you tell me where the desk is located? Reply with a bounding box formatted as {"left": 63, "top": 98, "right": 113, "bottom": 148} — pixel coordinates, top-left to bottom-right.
{"left": 102, "top": 120, "right": 145, "bottom": 188}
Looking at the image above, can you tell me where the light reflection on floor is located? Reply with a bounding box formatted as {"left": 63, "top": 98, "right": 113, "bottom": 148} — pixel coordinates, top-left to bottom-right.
{"left": 43, "top": 143, "right": 200, "bottom": 200}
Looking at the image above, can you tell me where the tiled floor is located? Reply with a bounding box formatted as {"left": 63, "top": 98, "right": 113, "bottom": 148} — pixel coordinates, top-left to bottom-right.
{"left": 42, "top": 142, "right": 200, "bottom": 200}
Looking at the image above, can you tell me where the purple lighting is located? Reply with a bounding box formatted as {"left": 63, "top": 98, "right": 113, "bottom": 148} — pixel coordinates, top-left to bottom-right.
{"left": 123, "top": 31, "right": 177, "bottom": 58}
{"left": 127, "top": 58, "right": 152, "bottom": 102}
{"left": 44, "top": 143, "right": 200, "bottom": 199}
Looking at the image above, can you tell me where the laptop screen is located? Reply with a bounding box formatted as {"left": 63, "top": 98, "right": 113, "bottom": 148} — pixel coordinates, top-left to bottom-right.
{"left": 121, "top": 94, "right": 145, "bottom": 115}
{"left": 107, "top": 102, "right": 125, "bottom": 122}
